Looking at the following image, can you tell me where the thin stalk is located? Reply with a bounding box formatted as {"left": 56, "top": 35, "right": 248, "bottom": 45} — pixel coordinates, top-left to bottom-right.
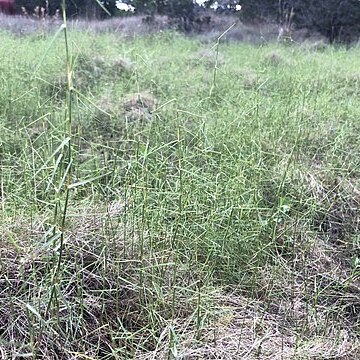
{"left": 45, "top": 0, "right": 73, "bottom": 317}
{"left": 209, "top": 23, "right": 236, "bottom": 97}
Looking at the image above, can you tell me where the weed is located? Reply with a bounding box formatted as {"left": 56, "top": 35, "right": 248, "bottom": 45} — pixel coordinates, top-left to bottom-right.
{"left": 0, "top": 25, "right": 359, "bottom": 359}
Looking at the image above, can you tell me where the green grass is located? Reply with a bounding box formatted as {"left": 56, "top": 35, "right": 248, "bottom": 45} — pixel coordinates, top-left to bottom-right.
{"left": 0, "top": 28, "right": 359, "bottom": 359}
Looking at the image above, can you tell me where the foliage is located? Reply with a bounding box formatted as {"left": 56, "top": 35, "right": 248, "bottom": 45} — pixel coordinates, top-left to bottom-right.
{"left": 238, "top": 0, "right": 278, "bottom": 21}
{"left": 291, "top": 0, "right": 360, "bottom": 43}
{"left": 12, "top": 0, "right": 360, "bottom": 42}
{"left": 238, "top": 0, "right": 360, "bottom": 43}
{"left": 16, "top": 0, "right": 117, "bottom": 17}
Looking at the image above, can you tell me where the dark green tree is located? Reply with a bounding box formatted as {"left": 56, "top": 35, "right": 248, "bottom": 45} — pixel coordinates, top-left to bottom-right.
{"left": 132, "top": 0, "right": 196, "bottom": 30}
{"left": 291, "top": 0, "right": 360, "bottom": 43}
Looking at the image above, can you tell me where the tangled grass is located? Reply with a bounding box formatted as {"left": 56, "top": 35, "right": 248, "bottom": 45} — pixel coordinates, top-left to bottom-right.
{"left": 0, "top": 25, "right": 359, "bottom": 359}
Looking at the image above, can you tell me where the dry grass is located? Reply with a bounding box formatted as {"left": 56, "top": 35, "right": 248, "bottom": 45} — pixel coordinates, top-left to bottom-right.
{"left": 192, "top": 49, "right": 225, "bottom": 69}
{"left": 1, "top": 194, "right": 359, "bottom": 358}
{"left": 0, "top": 14, "right": 170, "bottom": 37}
{"left": 263, "top": 51, "right": 291, "bottom": 67}
{"left": 136, "top": 288, "right": 360, "bottom": 359}
{"left": 0, "top": 202, "right": 157, "bottom": 358}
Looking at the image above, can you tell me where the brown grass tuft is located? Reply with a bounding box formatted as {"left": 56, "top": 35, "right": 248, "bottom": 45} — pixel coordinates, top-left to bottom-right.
{"left": 122, "top": 91, "right": 157, "bottom": 122}
{"left": 192, "top": 49, "right": 225, "bottom": 68}
{"left": 263, "top": 51, "right": 290, "bottom": 66}
{"left": 135, "top": 288, "right": 360, "bottom": 359}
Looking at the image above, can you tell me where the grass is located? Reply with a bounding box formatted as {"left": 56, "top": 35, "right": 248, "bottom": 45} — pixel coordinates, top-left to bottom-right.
{"left": 0, "top": 23, "right": 359, "bottom": 359}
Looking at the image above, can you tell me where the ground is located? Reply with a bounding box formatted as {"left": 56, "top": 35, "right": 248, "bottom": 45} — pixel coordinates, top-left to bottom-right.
{"left": 0, "top": 18, "right": 359, "bottom": 359}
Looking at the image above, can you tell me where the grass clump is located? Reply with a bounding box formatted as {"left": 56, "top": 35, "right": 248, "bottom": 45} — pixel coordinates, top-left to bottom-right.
{"left": 0, "top": 28, "right": 359, "bottom": 359}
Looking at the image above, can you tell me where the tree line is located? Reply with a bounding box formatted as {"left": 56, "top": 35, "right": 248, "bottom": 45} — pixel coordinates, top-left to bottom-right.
{"left": 15, "top": 0, "right": 360, "bottom": 43}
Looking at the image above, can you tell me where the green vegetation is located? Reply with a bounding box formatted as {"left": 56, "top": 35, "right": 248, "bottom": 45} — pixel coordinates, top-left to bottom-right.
{"left": 0, "top": 28, "right": 359, "bottom": 359}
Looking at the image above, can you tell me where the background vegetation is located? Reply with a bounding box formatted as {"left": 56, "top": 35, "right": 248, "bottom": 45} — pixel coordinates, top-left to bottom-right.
{"left": 14, "top": 0, "right": 360, "bottom": 43}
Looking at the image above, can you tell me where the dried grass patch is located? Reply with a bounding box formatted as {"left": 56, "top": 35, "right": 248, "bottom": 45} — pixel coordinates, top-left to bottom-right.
{"left": 122, "top": 91, "right": 157, "bottom": 122}
{"left": 136, "top": 289, "right": 360, "bottom": 359}
{"left": 263, "top": 51, "right": 291, "bottom": 67}
{"left": 192, "top": 49, "right": 225, "bottom": 68}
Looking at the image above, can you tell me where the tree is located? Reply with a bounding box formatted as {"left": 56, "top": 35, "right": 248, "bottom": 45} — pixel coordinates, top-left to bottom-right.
{"left": 0, "top": 0, "right": 15, "bottom": 15}
{"left": 130, "top": 0, "right": 196, "bottom": 31}
{"left": 291, "top": 0, "right": 360, "bottom": 43}
{"left": 235, "top": 0, "right": 277, "bottom": 21}
{"left": 204, "top": 0, "right": 243, "bottom": 14}
{"left": 130, "top": 0, "right": 162, "bottom": 15}
{"left": 236, "top": 0, "right": 360, "bottom": 43}
{"left": 15, "top": 0, "right": 117, "bottom": 18}
{"left": 164, "top": 0, "right": 195, "bottom": 30}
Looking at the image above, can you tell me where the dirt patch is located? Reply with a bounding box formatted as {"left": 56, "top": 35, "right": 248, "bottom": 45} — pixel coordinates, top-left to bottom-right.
{"left": 122, "top": 91, "right": 157, "bottom": 122}
{"left": 122, "top": 91, "right": 156, "bottom": 112}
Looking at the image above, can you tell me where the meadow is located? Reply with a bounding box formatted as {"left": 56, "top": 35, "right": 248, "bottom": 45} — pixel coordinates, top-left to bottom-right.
{"left": 0, "top": 23, "right": 359, "bottom": 359}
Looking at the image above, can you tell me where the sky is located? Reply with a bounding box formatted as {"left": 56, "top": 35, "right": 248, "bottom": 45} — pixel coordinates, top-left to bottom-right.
{"left": 115, "top": 1, "right": 242, "bottom": 12}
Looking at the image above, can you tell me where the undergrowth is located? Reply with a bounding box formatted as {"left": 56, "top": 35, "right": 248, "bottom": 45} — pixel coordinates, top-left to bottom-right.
{"left": 0, "top": 25, "right": 359, "bottom": 359}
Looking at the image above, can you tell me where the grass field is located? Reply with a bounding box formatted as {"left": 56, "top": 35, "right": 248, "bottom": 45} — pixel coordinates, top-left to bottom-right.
{"left": 0, "top": 24, "right": 359, "bottom": 359}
